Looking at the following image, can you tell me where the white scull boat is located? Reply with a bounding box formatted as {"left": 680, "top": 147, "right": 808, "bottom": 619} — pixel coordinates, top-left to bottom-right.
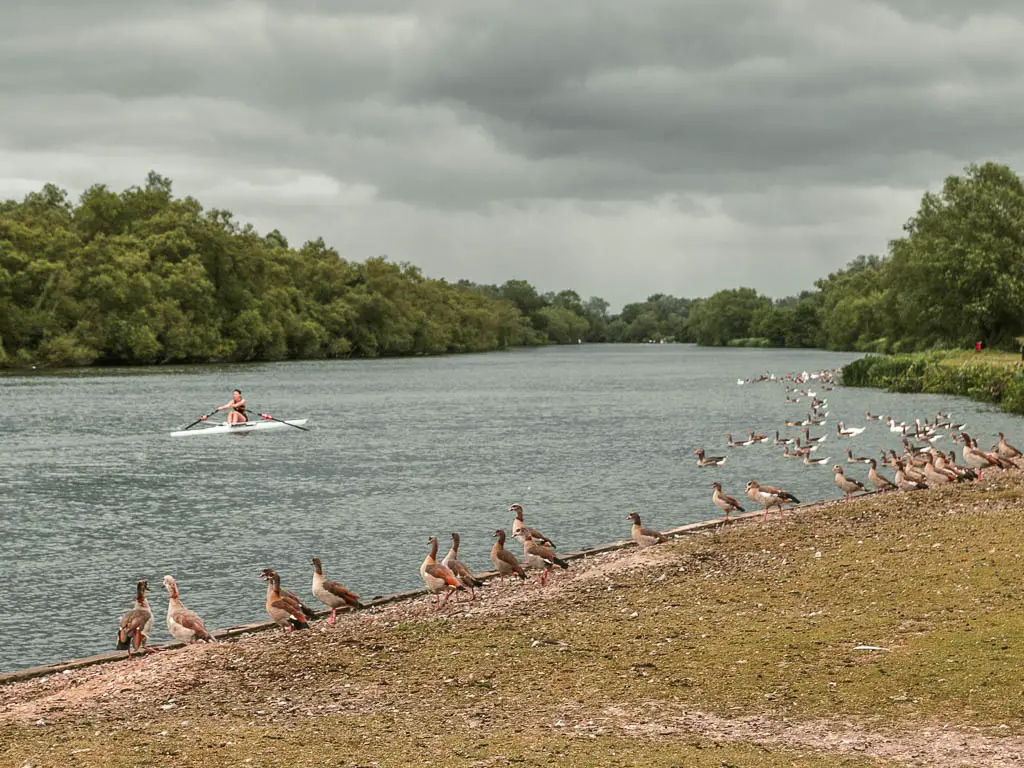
{"left": 170, "top": 419, "right": 308, "bottom": 437}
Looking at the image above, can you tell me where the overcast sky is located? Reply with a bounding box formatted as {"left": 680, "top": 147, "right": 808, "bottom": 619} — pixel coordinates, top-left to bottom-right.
{"left": 3, "top": 1, "right": 1024, "bottom": 309}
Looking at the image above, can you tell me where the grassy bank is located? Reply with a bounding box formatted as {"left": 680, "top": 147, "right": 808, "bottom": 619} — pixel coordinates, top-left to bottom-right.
{"left": 842, "top": 350, "right": 1024, "bottom": 415}
{"left": 2, "top": 477, "right": 1023, "bottom": 767}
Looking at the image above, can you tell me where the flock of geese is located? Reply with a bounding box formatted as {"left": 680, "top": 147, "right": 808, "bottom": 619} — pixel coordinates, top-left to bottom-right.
{"left": 116, "top": 367, "right": 1022, "bottom": 659}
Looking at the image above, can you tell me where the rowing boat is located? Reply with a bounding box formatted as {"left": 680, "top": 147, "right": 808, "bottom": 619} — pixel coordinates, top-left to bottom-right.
{"left": 170, "top": 419, "right": 308, "bottom": 437}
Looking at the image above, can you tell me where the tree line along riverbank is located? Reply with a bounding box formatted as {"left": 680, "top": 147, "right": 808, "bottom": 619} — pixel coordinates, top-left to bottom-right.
{"left": 1, "top": 472, "right": 1022, "bottom": 767}
{"left": 3, "top": 161, "right": 1023, "bottom": 368}
{"left": 842, "top": 350, "right": 1024, "bottom": 416}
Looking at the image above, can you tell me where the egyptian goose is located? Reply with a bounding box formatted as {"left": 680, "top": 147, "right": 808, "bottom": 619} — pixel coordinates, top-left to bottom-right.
{"left": 804, "top": 453, "right": 831, "bottom": 466}
{"left": 781, "top": 446, "right": 801, "bottom": 459}
{"left": 508, "top": 504, "right": 555, "bottom": 548}
{"left": 997, "top": 432, "right": 1022, "bottom": 459}
{"left": 960, "top": 433, "right": 1001, "bottom": 480}
{"left": 518, "top": 530, "right": 569, "bottom": 586}
{"left": 442, "top": 533, "right": 484, "bottom": 599}
{"left": 745, "top": 481, "right": 800, "bottom": 521}
{"left": 116, "top": 580, "right": 154, "bottom": 658}
{"left": 805, "top": 413, "right": 827, "bottom": 426}
{"left": 783, "top": 418, "right": 803, "bottom": 427}
{"left": 836, "top": 422, "right": 865, "bottom": 438}
{"left": 420, "top": 536, "right": 464, "bottom": 608}
{"left": 943, "top": 450, "right": 978, "bottom": 481}
{"left": 865, "top": 411, "right": 883, "bottom": 421}
{"left": 972, "top": 436, "right": 1016, "bottom": 469}
{"left": 867, "top": 459, "right": 896, "bottom": 493}
{"left": 725, "top": 433, "right": 754, "bottom": 447}
{"left": 260, "top": 569, "right": 310, "bottom": 631}
{"left": 846, "top": 448, "right": 871, "bottom": 464}
{"left": 162, "top": 576, "right": 214, "bottom": 645}
{"left": 832, "top": 465, "right": 865, "bottom": 501}
{"left": 894, "top": 460, "right": 927, "bottom": 491}
{"left": 711, "top": 481, "right": 744, "bottom": 522}
{"left": 747, "top": 429, "right": 768, "bottom": 444}
{"left": 627, "top": 512, "right": 668, "bottom": 548}
{"left": 693, "top": 448, "right": 727, "bottom": 466}
{"left": 490, "top": 529, "right": 528, "bottom": 583}
{"left": 311, "top": 557, "right": 362, "bottom": 624}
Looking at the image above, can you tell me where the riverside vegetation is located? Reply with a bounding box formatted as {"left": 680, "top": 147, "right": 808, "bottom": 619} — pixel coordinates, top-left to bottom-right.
{"left": 2, "top": 473, "right": 1022, "bottom": 767}
{"left": 3, "top": 161, "right": 1023, "bottom": 368}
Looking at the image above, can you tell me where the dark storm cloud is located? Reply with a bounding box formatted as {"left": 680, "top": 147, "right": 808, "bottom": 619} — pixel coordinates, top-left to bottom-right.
{"left": 2, "top": 1, "right": 1023, "bottom": 303}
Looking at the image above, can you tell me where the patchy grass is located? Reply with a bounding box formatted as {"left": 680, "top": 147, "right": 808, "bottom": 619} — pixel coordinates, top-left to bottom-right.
{"left": 2, "top": 477, "right": 1023, "bottom": 767}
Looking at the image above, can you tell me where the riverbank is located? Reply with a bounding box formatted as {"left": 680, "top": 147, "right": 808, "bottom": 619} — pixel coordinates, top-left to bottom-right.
{"left": 842, "top": 350, "right": 1024, "bottom": 415}
{"left": 3, "top": 474, "right": 1022, "bottom": 767}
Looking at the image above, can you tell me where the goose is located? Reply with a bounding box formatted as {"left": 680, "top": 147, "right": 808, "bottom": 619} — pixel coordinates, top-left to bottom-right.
{"left": 259, "top": 567, "right": 316, "bottom": 621}
{"left": 162, "top": 576, "right": 214, "bottom": 645}
{"left": 943, "top": 450, "right": 978, "bottom": 481}
{"left": 971, "top": 436, "right": 1016, "bottom": 469}
{"left": 865, "top": 411, "right": 884, "bottom": 421}
{"left": 921, "top": 455, "right": 955, "bottom": 486}
{"left": 785, "top": 396, "right": 800, "bottom": 404}
{"left": 508, "top": 503, "right": 555, "bottom": 548}
{"left": 802, "top": 428, "right": 826, "bottom": 444}
{"left": 711, "top": 482, "right": 744, "bottom": 522}
{"left": 782, "top": 446, "right": 802, "bottom": 460}
{"left": 692, "top": 448, "right": 727, "bottom": 467}
{"left": 832, "top": 465, "right": 866, "bottom": 501}
{"left": 846, "top": 448, "right": 871, "bottom": 464}
{"left": 793, "top": 438, "right": 818, "bottom": 456}
{"left": 867, "top": 459, "right": 897, "bottom": 493}
{"left": 959, "top": 433, "right": 1003, "bottom": 480}
{"left": 517, "top": 530, "right": 569, "bottom": 586}
{"left": 420, "top": 536, "right": 464, "bottom": 609}
{"left": 998, "top": 432, "right": 1022, "bottom": 460}
{"left": 783, "top": 418, "right": 804, "bottom": 427}
{"left": 442, "top": 533, "right": 485, "bottom": 600}
{"left": 260, "top": 569, "right": 309, "bottom": 631}
{"left": 311, "top": 557, "right": 362, "bottom": 623}
{"left": 747, "top": 429, "right": 768, "bottom": 444}
{"left": 725, "top": 433, "right": 754, "bottom": 447}
{"left": 116, "top": 580, "right": 154, "bottom": 658}
{"left": 805, "top": 413, "right": 827, "bottom": 426}
{"left": 745, "top": 480, "right": 800, "bottom": 521}
{"left": 894, "top": 461, "right": 928, "bottom": 491}
{"left": 836, "top": 422, "right": 865, "bottom": 437}
{"left": 490, "top": 529, "right": 528, "bottom": 584}
{"left": 887, "top": 417, "right": 907, "bottom": 433}
{"left": 804, "top": 453, "right": 831, "bottom": 466}
{"left": 773, "top": 431, "right": 795, "bottom": 446}
{"left": 627, "top": 512, "right": 668, "bottom": 548}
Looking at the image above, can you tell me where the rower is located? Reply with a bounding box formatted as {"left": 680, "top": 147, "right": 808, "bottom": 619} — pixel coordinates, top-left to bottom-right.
{"left": 203, "top": 389, "right": 247, "bottom": 425}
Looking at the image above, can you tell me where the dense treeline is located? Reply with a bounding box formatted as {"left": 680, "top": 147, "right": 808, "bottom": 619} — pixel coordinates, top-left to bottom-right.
{"left": 2, "top": 162, "right": 1021, "bottom": 367}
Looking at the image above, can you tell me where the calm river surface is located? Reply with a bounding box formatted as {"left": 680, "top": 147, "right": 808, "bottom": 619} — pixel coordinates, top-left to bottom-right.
{"left": 2, "top": 344, "right": 1021, "bottom": 672}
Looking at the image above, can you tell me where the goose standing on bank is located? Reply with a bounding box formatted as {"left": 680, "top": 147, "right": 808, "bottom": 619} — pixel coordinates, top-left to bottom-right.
{"left": 959, "top": 433, "right": 1001, "bottom": 480}
{"left": 895, "top": 460, "right": 928, "bottom": 491}
{"left": 711, "top": 481, "right": 745, "bottom": 522}
{"left": 162, "top": 575, "right": 214, "bottom": 645}
{"left": 490, "top": 529, "right": 528, "bottom": 584}
{"left": 116, "top": 579, "right": 154, "bottom": 658}
{"left": 311, "top": 557, "right": 362, "bottom": 623}
{"left": 442, "top": 532, "right": 485, "bottom": 600}
{"left": 997, "top": 432, "right": 1022, "bottom": 460}
{"left": 693, "top": 447, "right": 727, "bottom": 466}
{"left": 260, "top": 569, "right": 310, "bottom": 631}
{"left": 745, "top": 481, "right": 800, "bottom": 521}
{"left": 420, "top": 536, "right": 464, "bottom": 609}
{"left": 509, "top": 503, "right": 555, "bottom": 548}
{"left": 627, "top": 512, "right": 668, "bottom": 547}
{"left": 867, "top": 459, "right": 897, "bottom": 493}
{"left": 832, "top": 465, "right": 866, "bottom": 501}
{"left": 518, "top": 530, "right": 569, "bottom": 586}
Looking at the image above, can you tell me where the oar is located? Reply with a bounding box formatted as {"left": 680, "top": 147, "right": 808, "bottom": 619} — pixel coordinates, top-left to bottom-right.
{"left": 181, "top": 409, "right": 220, "bottom": 431}
{"left": 259, "top": 413, "right": 310, "bottom": 432}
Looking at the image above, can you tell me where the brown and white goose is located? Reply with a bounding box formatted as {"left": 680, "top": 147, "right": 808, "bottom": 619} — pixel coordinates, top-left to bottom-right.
{"left": 804, "top": 453, "right": 831, "bottom": 466}
{"left": 846, "top": 448, "right": 872, "bottom": 464}
{"left": 508, "top": 503, "right": 555, "bottom": 548}
{"left": 162, "top": 576, "right": 214, "bottom": 645}
{"left": 747, "top": 429, "right": 768, "bottom": 444}
{"left": 894, "top": 460, "right": 928, "bottom": 491}
{"left": 943, "top": 450, "right": 978, "bottom": 481}
{"left": 420, "top": 536, "right": 464, "bottom": 609}
{"left": 517, "top": 530, "right": 569, "bottom": 586}
{"left": 711, "top": 481, "right": 745, "bottom": 521}
{"left": 442, "top": 532, "right": 485, "bottom": 600}
{"left": 490, "top": 529, "right": 528, "bottom": 584}
{"left": 745, "top": 481, "right": 800, "bottom": 521}
{"left": 260, "top": 569, "right": 310, "bottom": 631}
{"left": 692, "top": 447, "right": 727, "bottom": 466}
{"left": 867, "top": 459, "right": 897, "bottom": 493}
{"left": 959, "top": 433, "right": 1001, "bottom": 480}
{"left": 116, "top": 579, "right": 154, "bottom": 658}
{"left": 997, "top": 432, "right": 1022, "bottom": 460}
{"left": 922, "top": 454, "right": 956, "bottom": 486}
{"left": 627, "top": 512, "right": 668, "bottom": 548}
{"left": 311, "top": 557, "right": 362, "bottom": 624}
{"left": 725, "top": 433, "right": 754, "bottom": 447}
{"left": 832, "top": 465, "right": 865, "bottom": 501}
{"left": 802, "top": 427, "right": 826, "bottom": 444}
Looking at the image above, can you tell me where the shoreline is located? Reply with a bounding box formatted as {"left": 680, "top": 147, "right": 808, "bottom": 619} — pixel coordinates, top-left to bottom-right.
{"left": 0, "top": 495, "right": 842, "bottom": 686}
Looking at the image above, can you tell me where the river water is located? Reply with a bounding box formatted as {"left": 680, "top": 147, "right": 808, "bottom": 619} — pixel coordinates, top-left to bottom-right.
{"left": 1, "top": 344, "right": 1020, "bottom": 673}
